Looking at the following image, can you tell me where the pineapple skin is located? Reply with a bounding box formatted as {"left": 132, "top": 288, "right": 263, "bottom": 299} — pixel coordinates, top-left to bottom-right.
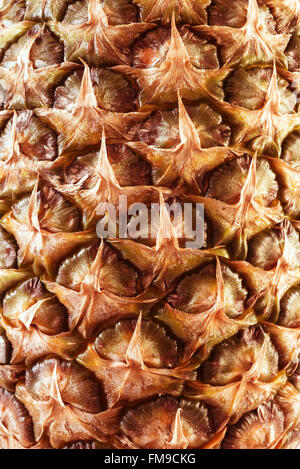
{"left": 0, "top": 0, "right": 299, "bottom": 450}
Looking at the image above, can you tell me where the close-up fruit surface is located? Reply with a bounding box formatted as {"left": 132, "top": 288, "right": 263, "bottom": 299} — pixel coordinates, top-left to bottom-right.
{"left": 0, "top": 0, "right": 300, "bottom": 450}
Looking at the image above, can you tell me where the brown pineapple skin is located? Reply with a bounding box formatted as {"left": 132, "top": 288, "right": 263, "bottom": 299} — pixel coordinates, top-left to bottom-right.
{"left": 0, "top": 0, "right": 299, "bottom": 450}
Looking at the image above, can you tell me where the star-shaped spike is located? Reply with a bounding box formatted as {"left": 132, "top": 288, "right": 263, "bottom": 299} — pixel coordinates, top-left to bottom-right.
{"left": 18, "top": 297, "right": 53, "bottom": 330}
{"left": 16, "top": 360, "right": 121, "bottom": 448}
{"left": 68, "top": 131, "right": 122, "bottom": 223}
{"left": 0, "top": 26, "right": 78, "bottom": 109}
{"left": 0, "top": 110, "right": 63, "bottom": 199}
{"left": 36, "top": 62, "right": 149, "bottom": 155}
{"left": 231, "top": 333, "right": 286, "bottom": 415}
{"left": 0, "top": 273, "right": 85, "bottom": 364}
{"left": 43, "top": 243, "right": 157, "bottom": 339}
{"left": 155, "top": 191, "right": 178, "bottom": 249}
{"left": 125, "top": 313, "right": 144, "bottom": 367}
{"left": 49, "top": 361, "right": 65, "bottom": 408}
{"left": 186, "top": 357, "right": 286, "bottom": 427}
{"left": 46, "top": 130, "right": 156, "bottom": 228}
{"left": 115, "top": 14, "right": 229, "bottom": 107}
{"left": 133, "top": 0, "right": 209, "bottom": 24}
{"left": 224, "top": 221, "right": 300, "bottom": 320}
{"left": 0, "top": 310, "right": 84, "bottom": 364}
{"left": 157, "top": 258, "right": 256, "bottom": 361}
{"left": 109, "top": 191, "right": 227, "bottom": 292}
{"left": 48, "top": 0, "right": 153, "bottom": 66}
{"left": 245, "top": 332, "right": 273, "bottom": 379}
{"left": 194, "top": 0, "right": 291, "bottom": 68}
{"left": 129, "top": 93, "right": 238, "bottom": 191}
{"left": 78, "top": 339, "right": 194, "bottom": 408}
{"left": 167, "top": 409, "right": 189, "bottom": 449}
{"left": 0, "top": 112, "right": 38, "bottom": 199}
{"left": 213, "top": 64, "right": 300, "bottom": 157}
{"left": 0, "top": 182, "right": 96, "bottom": 276}
{"left": 86, "top": 239, "right": 105, "bottom": 293}
{"left": 191, "top": 154, "right": 284, "bottom": 258}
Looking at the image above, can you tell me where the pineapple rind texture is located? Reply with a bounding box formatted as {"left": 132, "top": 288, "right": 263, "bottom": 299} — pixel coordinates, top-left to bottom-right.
{"left": 0, "top": 0, "right": 299, "bottom": 450}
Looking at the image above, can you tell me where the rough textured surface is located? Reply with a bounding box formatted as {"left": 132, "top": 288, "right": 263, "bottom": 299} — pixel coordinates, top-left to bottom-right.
{"left": 0, "top": 0, "right": 299, "bottom": 449}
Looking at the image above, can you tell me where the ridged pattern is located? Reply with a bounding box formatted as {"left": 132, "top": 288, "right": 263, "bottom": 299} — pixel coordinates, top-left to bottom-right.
{"left": 0, "top": 0, "right": 299, "bottom": 449}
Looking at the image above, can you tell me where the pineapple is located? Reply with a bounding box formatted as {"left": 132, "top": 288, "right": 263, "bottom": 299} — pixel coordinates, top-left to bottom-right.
{"left": 0, "top": 0, "right": 299, "bottom": 450}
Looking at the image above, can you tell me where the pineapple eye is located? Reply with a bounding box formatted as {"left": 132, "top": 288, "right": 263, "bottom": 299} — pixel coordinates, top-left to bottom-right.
{"left": 95, "top": 318, "right": 178, "bottom": 368}
{"left": 131, "top": 109, "right": 179, "bottom": 147}
{"left": 0, "top": 0, "right": 299, "bottom": 451}
{"left": 247, "top": 229, "right": 282, "bottom": 270}
{"left": 208, "top": 0, "right": 248, "bottom": 28}
{"left": 168, "top": 263, "right": 247, "bottom": 318}
{"left": 62, "top": 154, "right": 92, "bottom": 185}
{"left": 132, "top": 27, "right": 171, "bottom": 68}
{"left": 120, "top": 396, "right": 213, "bottom": 449}
{"left": 206, "top": 156, "right": 250, "bottom": 204}
{"left": 3, "top": 277, "right": 68, "bottom": 335}
{"left": 25, "top": 357, "right": 102, "bottom": 413}
{"left": 0, "top": 387, "right": 35, "bottom": 448}
{"left": 40, "top": 187, "right": 80, "bottom": 232}
{"left": 62, "top": 145, "right": 151, "bottom": 187}
{"left": 57, "top": 243, "right": 138, "bottom": 297}
{"left": 222, "top": 402, "right": 285, "bottom": 449}
{"left": 132, "top": 26, "right": 219, "bottom": 70}
{"left": 200, "top": 327, "right": 279, "bottom": 386}
{"left": 0, "top": 111, "right": 58, "bottom": 198}
{"left": 0, "top": 226, "right": 17, "bottom": 269}
{"left": 63, "top": 0, "right": 138, "bottom": 25}
{"left": 206, "top": 156, "right": 278, "bottom": 206}
{"left": 11, "top": 186, "right": 81, "bottom": 233}
{"left": 62, "top": 0, "right": 89, "bottom": 25}
{"left": 188, "top": 103, "right": 231, "bottom": 148}
{"left": 107, "top": 144, "right": 151, "bottom": 187}
{"left": 54, "top": 68, "right": 137, "bottom": 113}
{"left": 224, "top": 67, "right": 296, "bottom": 113}
{"left": 248, "top": 223, "right": 300, "bottom": 271}
{"left": 101, "top": 0, "right": 139, "bottom": 25}
{"left": 281, "top": 130, "right": 300, "bottom": 164}
{"left": 131, "top": 103, "right": 230, "bottom": 149}
{"left": 0, "top": 25, "right": 39, "bottom": 69}
{"left": 279, "top": 285, "right": 300, "bottom": 328}
{"left": 0, "top": 111, "right": 58, "bottom": 162}
{"left": 0, "top": 26, "right": 64, "bottom": 69}
{"left": 56, "top": 244, "right": 98, "bottom": 291}
{"left": 0, "top": 23, "right": 77, "bottom": 110}
{"left": 208, "top": 0, "right": 276, "bottom": 32}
